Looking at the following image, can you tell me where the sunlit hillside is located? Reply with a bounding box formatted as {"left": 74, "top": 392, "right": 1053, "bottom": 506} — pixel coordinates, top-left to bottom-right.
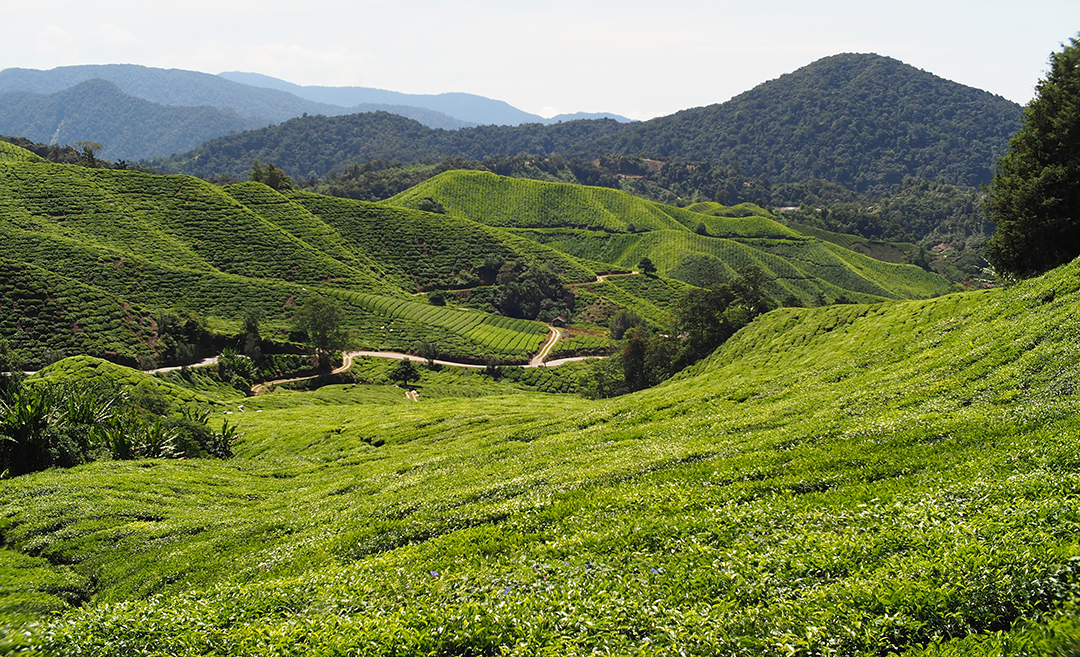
{"left": 2, "top": 254, "right": 1079, "bottom": 654}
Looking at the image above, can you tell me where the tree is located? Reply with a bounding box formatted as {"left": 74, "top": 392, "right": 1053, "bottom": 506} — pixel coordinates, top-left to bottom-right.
{"left": 0, "top": 338, "right": 23, "bottom": 403}
{"left": 389, "top": 358, "right": 420, "bottom": 387}
{"left": 75, "top": 141, "right": 103, "bottom": 167}
{"left": 985, "top": 36, "right": 1080, "bottom": 278}
{"left": 250, "top": 160, "right": 294, "bottom": 191}
{"left": 416, "top": 341, "right": 438, "bottom": 368}
{"left": 638, "top": 257, "right": 657, "bottom": 276}
{"left": 609, "top": 309, "right": 643, "bottom": 340}
{"left": 416, "top": 197, "right": 446, "bottom": 214}
{"left": 241, "top": 309, "right": 263, "bottom": 365}
{"left": 292, "top": 296, "right": 348, "bottom": 370}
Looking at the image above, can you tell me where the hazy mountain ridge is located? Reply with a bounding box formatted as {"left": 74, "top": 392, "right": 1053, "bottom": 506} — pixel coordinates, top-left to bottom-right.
{"left": 218, "top": 70, "right": 633, "bottom": 126}
{"left": 0, "top": 64, "right": 628, "bottom": 160}
{"left": 0, "top": 79, "right": 262, "bottom": 161}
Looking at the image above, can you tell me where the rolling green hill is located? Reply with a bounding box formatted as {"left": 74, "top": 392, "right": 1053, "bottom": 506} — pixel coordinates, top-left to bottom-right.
{"left": 388, "top": 170, "right": 801, "bottom": 237}
{"left": 1, "top": 161, "right": 954, "bottom": 368}
{"left": 386, "top": 171, "right": 952, "bottom": 305}
{"left": 0, "top": 161, "right": 571, "bottom": 367}
{"left": 0, "top": 142, "right": 42, "bottom": 163}
{"left": 3, "top": 251, "right": 1079, "bottom": 654}
{"left": 284, "top": 186, "right": 599, "bottom": 286}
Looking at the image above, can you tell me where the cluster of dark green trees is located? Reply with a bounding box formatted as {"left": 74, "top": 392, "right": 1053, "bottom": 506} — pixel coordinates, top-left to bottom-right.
{"left": 985, "top": 36, "right": 1080, "bottom": 278}
{"left": 249, "top": 160, "right": 295, "bottom": 190}
{"left": 214, "top": 299, "right": 351, "bottom": 395}
{"left": 584, "top": 268, "right": 773, "bottom": 398}
{"left": 0, "top": 135, "right": 141, "bottom": 171}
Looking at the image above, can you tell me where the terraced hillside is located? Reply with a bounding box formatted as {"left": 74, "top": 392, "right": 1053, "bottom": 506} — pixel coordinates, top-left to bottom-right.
{"left": 0, "top": 152, "right": 561, "bottom": 366}
{"left": 389, "top": 170, "right": 801, "bottom": 236}
{"left": 282, "top": 187, "right": 598, "bottom": 286}
{"left": 1, "top": 154, "right": 956, "bottom": 367}
{"left": 0, "top": 141, "right": 42, "bottom": 163}
{"left": 388, "top": 171, "right": 953, "bottom": 304}
{"left": 3, "top": 254, "right": 1080, "bottom": 654}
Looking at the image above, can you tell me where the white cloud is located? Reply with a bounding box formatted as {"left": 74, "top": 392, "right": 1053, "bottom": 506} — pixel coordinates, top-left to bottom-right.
{"left": 34, "top": 24, "right": 79, "bottom": 59}
{"left": 98, "top": 24, "right": 141, "bottom": 47}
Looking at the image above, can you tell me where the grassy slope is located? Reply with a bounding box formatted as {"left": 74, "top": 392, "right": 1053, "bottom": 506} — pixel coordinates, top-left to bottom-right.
{"left": 388, "top": 170, "right": 802, "bottom": 237}
{"left": 2, "top": 258, "right": 1080, "bottom": 654}
{"left": 0, "top": 142, "right": 42, "bottom": 163}
{"left": 517, "top": 228, "right": 950, "bottom": 305}
{"left": 570, "top": 273, "right": 693, "bottom": 327}
{"left": 787, "top": 220, "right": 923, "bottom": 264}
{"left": 0, "top": 258, "right": 160, "bottom": 366}
{"left": 285, "top": 188, "right": 598, "bottom": 287}
{"left": 390, "top": 171, "right": 952, "bottom": 305}
{"left": 0, "top": 162, "right": 554, "bottom": 365}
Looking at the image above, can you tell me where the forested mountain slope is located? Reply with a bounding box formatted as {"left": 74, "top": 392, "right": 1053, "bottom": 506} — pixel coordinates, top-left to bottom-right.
{"left": 0, "top": 80, "right": 262, "bottom": 161}
{"left": 159, "top": 54, "right": 1021, "bottom": 194}
{"left": 2, "top": 249, "right": 1079, "bottom": 654}
{"left": 600, "top": 53, "right": 1022, "bottom": 191}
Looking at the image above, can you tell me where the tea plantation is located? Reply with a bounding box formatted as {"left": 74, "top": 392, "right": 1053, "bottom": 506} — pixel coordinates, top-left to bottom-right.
{"left": 1, "top": 151, "right": 954, "bottom": 369}
{"left": 0, "top": 153, "right": 568, "bottom": 367}
{"left": 2, "top": 251, "right": 1080, "bottom": 654}
{"left": 389, "top": 171, "right": 952, "bottom": 305}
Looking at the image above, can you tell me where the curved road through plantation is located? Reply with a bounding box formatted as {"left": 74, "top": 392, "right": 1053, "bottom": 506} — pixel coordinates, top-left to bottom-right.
{"left": 250, "top": 326, "right": 605, "bottom": 396}
{"left": 593, "top": 270, "right": 639, "bottom": 284}
{"left": 12, "top": 326, "right": 605, "bottom": 396}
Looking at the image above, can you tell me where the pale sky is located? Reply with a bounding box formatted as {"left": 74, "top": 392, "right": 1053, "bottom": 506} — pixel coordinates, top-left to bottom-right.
{"left": 3, "top": 0, "right": 1077, "bottom": 120}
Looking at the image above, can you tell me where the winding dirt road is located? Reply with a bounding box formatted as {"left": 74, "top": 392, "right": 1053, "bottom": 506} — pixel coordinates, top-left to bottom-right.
{"left": 10, "top": 325, "right": 603, "bottom": 396}
{"left": 250, "top": 325, "right": 604, "bottom": 395}
{"left": 593, "top": 270, "right": 639, "bottom": 284}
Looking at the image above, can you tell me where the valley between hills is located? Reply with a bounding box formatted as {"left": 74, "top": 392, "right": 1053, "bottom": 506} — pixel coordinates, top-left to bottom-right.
{"left": 2, "top": 43, "right": 1080, "bottom": 656}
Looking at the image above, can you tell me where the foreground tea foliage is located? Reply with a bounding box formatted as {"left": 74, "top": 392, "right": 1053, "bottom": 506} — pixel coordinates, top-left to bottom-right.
{"left": 1, "top": 252, "right": 1078, "bottom": 654}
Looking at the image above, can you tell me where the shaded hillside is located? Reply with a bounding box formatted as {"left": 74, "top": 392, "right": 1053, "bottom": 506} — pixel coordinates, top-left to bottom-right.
{"left": 0, "top": 64, "right": 352, "bottom": 123}
{"left": 0, "top": 80, "right": 261, "bottom": 161}
{"left": 3, "top": 253, "right": 1080, "bottom": 653}
{"left": 160, "top": 54, "right": 1020, "bottom": 194}
{"left": 154, "top": 111, "right": 624, "bottom": 179}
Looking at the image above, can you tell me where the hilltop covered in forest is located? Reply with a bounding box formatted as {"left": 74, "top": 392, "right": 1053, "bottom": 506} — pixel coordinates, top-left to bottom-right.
{"left": 157, "top": 54, "right": 1021, "bottom": 194}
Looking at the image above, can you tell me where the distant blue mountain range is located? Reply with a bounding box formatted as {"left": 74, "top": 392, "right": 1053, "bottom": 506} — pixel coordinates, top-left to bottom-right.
{"left": 0, "top": 64, "right": 630, "bottom": 160}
